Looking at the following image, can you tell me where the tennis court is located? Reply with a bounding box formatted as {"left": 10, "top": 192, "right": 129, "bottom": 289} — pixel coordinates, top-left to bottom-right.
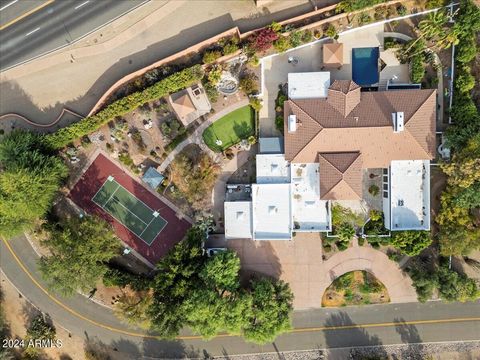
{"left": 92, "top": 176, "right": 167, "bottom": 245}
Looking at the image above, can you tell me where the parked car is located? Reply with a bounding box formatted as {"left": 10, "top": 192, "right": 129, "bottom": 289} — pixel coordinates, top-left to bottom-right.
{"left": 205, "top": 247, "right": 227, "bottom": 257}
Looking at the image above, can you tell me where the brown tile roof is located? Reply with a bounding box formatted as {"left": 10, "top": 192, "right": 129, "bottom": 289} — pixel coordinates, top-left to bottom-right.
{"left": 318, "top": 152, "right": 362, "bottom": 200}
{"left": 284, "top": 81, "right": 437, "bottom": 168}
{"left": 323, "top": 43, "right": 344, "bottom": 67}
{"left": 327, "top": 80, "right": 361, "bottom": 117}
{"left": 170, "top": 92, "right": 195, "bottom": 120}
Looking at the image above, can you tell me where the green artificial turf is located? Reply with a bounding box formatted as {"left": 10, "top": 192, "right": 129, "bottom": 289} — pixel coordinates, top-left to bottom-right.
{"left": 202, "top": 105, "right": 255, "bottom": 152}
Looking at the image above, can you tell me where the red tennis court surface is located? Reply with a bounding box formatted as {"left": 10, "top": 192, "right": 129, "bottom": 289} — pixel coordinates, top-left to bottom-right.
{"left": 69, "top": 153, "right": 191, "bottom": 264}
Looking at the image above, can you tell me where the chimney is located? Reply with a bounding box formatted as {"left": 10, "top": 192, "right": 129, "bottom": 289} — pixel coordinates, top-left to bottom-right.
{"left": 288, "top": 115, "right": 297, "bottom": 133}
{"left": 392, "top": 112, "right": 404, "bottom": 133}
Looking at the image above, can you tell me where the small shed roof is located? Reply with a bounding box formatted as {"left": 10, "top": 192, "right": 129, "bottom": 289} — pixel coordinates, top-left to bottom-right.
{"left": 323, "top": 43, "right": 344, "bottom": 66}
{"left": 259, "top": 137, "right": 284, "bottom": 154}
{"left": 142, "top": 167, "right": 165, "bottom": 189}
{"left": 170, "top": 92, "right": 196, "bottom": 119}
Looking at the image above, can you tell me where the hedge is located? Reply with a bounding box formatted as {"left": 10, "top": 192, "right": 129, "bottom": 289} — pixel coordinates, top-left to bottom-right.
{"left": 43, "top": 65, "right": 204, "bottom": 149}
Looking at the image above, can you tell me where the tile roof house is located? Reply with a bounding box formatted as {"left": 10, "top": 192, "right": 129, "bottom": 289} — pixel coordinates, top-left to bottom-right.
{"left": 224, "top": 75, "right": 436, "bottom": 240}
{"left": 168, "top": 83, "right": 211, "bottom": 126}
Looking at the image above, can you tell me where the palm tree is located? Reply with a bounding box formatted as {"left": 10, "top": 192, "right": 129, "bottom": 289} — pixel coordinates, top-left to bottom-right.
{"left": 403, "top": 10, "right": 448, "bottom": 54}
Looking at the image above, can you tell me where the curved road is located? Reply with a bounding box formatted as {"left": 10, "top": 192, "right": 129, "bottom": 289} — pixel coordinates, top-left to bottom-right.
{"left": 1, "top": 235, "right": 480, "bottom": 357}
{"left": 0, "top": 0, "right": 148, "bottom": 70}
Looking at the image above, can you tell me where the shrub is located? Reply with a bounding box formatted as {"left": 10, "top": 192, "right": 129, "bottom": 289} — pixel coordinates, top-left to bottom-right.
{"left": 369, "top": 209, "right": 382, "bottom": 222}
{"left": 275, "top": 115, "right": 284, "bottom": 133}
{"left": 455, "top": 68, "right": 475, "bottom": 93}
{"left": 249, "top": 27, "right": 279, "bottom": 52}
{"left": 269, "top": 21, "right": 283, "bottom": 33}
{"left": 202, "top": 79, "right": 219, "bottom": 103}
{"left": 240, "top": 72, "right": 259, "bottom": 95}
{"left": 202, "top": 50, "right": 222, "bottom": 64}
{"left": 249, "top": 97, "right": 262, "bottom": 112}
{"left": 396, "top": 5, "right": 407, "bottom": 16}
{"left": 358, "top": 12, "right": 372, "bottom": 25}
{"left": 289, "top": 30, "right": 303, "bottom": 47}
{"left": 425, "top": 0, "right": 446, "bottom": 9}
{"left": 207, "top": 65, "right": 223, "bottom": 85}
{"left": 43, "top": 65, "right": 204, "bottom": 149}
{"left": 273, "top": 36, "right": 291, "bottom": 53}
{"left": 223, "top": 42, "right": 239, "bottom": 55}
{"left": 391, "top": 231, "right": 432, "bottom": 256}
{"left": 324, "top": 24, "right": 338, "bottom": 39}
{"left": 301, "top": 29, "right": 314, "bottom": 43}
{"left": 337, "top": 223, "right": 355, "bottom": 242}
{"left": 27, "top": 315, "right": 56, "bottom": 341}
{"left": 248, "top": 55, "right": 260, "bottom": 67}
{"left": 313, "top": 29, "right": 323, "bottom": 39}
{"left": 384, "top": 37, "right": 400, "bottom": 50}
{"left": 368, "top": 184, "right": 379, "bottom": 196}
{"left": 410, "top": 54, "right": 425, "bottom": 83}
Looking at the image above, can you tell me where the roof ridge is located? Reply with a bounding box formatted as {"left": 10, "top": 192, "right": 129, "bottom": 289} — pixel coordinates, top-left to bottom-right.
{"left": 290, "top": 100, "right": 324, "bottom": 128}
{"left": 322, "top": 179, "right": 360, "bottom": 200}
{"left": 405, "top": 90, "right": 436, "bottom": 157}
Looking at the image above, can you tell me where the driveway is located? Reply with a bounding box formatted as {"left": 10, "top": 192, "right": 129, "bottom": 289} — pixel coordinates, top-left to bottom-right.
{"left": 225, "top": 232, "right": 416, "bottom": 309}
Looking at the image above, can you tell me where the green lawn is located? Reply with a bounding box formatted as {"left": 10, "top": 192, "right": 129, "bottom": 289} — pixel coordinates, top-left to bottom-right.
{"left": 202, "top": 105, "right": 255, "bottom": 152}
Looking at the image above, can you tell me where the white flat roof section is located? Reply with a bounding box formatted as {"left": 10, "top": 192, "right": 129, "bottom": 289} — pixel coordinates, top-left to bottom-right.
{"left": 288, "top": 72, "right": 331, "bottom": 100}
{"left": 252, "top": 183, "right": 292, "bottom": 240}
{"left": 389, "top": 160, "right": 430, "bottom": 231}
{"left": 224, "top": 201, "right": 253, "bottom": 239}
{"left": 291, "top": 163, "right": 331, "bottom": 231}
{"left": 256, "top": 154, "right": 291, "bottom": 184}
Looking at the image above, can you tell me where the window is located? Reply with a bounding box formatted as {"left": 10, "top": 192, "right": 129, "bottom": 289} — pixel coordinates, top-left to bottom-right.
{"left": 383, "top": 191, "right": 388, "bottom": 198}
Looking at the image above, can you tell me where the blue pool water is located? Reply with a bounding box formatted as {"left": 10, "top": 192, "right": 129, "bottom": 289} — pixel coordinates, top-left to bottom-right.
{"left": 352, "top": 47, "right": 379, "bottom": 86}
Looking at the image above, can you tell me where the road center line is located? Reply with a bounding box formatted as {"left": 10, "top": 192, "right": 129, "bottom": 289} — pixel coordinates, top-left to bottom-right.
{"left": 0, "top": 0, "right": 54, "bottom": 31}
{"left": 74, "top": 0, "right": 90, "bottom": 10}
{"left": 0, "top": 0, "right": 18, "bottom": 12}
{"left": 2, "top": 237, "right": 480, "bottom": 342}
{"left": 24, "top": 27, "right": 40, "bottom": 37}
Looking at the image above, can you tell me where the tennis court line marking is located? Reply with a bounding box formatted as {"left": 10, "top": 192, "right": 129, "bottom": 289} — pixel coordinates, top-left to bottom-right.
{"left": 91, "top": 178, "right": 167, "bottom": 245}
{"left": 110, "top": 196, "right": 149, "bottom": 226}
{"left": 103, "top": 182, "right": 121, "bottom": 208}
{"left": 139, "top": 216, "right": 155, "bottom": 237}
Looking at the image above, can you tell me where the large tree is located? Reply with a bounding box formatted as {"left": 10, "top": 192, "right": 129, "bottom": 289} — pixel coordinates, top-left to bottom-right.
{"left": 0, "top": 131, "right": 67, "bottom": 238}
{"left": 243, "top": 278, "right": 293, "bottom": 344}
{"left": 147, "top": 225, "right": 294, "bottom": 343}
{"left": 39, "top": 216, "right": 120, "bottom": 296}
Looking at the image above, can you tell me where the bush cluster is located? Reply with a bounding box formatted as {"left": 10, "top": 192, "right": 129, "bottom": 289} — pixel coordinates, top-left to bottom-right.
{"left": 43, "top": 65, "right": 204, "bottom": 149}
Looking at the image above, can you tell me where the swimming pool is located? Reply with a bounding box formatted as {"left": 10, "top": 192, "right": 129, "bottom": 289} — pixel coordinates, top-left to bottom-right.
{"left": 352, "top": 47, "right": 379, "bottom": 86}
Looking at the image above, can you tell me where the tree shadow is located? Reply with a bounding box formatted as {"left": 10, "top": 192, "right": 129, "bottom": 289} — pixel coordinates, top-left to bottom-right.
{"left": 21, "top": 300, "right": 43, "bottom": 328}
{"left": 142, "top": 335, "right": 200, "bottom": 359}
{"left": 324, "top": 312, "right": 388, "bottom": 360}
{"left": 393, "top": 317, "right": 423, "bottom": 360}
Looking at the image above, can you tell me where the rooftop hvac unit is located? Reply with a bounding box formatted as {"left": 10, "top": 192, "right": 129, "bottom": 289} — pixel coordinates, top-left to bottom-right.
{"left": 392, "top": 112, "right": 405, "bottom": 133}
{"left": 288, "top": 115, "right": 297, "bottom": 133}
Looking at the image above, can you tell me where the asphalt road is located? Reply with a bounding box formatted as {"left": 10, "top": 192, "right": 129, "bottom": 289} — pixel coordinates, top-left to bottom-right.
{"left": 0, "top": 0, "right": 148, "bottom": 70}
{"left": 1, "top": 235, "right": 479, "bottom": 358}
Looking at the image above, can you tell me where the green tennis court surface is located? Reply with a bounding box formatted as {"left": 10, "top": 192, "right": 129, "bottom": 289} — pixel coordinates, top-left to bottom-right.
{"left": 92, "top": 176, "right": 167, "bottom": 245}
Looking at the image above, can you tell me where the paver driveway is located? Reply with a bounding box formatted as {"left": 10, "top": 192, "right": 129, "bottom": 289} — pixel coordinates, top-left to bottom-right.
{"left": 225, "top": 233, "right": 417, "bottom": 309}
